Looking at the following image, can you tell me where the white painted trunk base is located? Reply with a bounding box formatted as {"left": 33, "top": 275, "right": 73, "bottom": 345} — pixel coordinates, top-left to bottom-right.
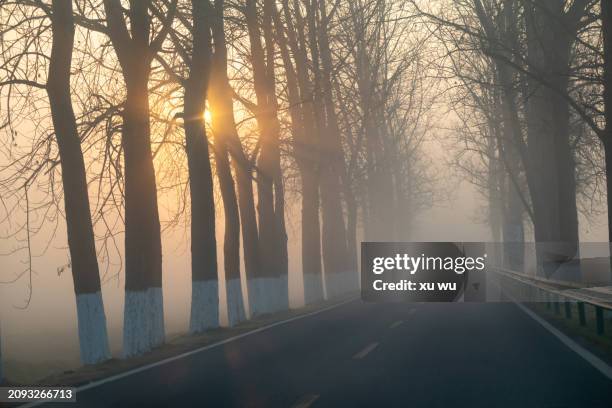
{"left": 123, "top": 288, "right": 165, "bottom": 358}
{"left": 150, "top": 287, "right": 165, "bottom": 348}
{"left": 248, "top": 278, "right": 266, "bottom": 317}
{"left": 278, "top": 274, "right": 289, "bottom": 311}
{"left": 75, "top": 291, "right": 111, "bottom": 364}
{"left": 326, "top": 271, "right": 359, "bottom": 299}
{"left": 123, "top": 289, "right": 150, "bottom": 358}
{"left": 190, "top": 280, "right": 219, "bottom": 333}
{"left": 248, "top": 276, "right": 288, "bottom": 317}
{"left": 303, "top": 272, "right": 324, "bottom": 305}
{"left": 226, "top": 278, "right": 246, "bottom": 327}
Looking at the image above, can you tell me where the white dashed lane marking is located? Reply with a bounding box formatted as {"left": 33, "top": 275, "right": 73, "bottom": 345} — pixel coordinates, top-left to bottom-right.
{"left": 291, "top": 394, "right": 320, "bottom": 408}
{"left": 389, "top": 320, "right": 403, "bottom": 329}
{"left": 353, "top": 342, "right": 379, "bottom": 359}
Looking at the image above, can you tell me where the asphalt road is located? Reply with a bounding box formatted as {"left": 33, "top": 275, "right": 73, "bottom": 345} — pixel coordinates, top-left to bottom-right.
{"left": 43, "top": 300, "right": 612, "bottom": 408}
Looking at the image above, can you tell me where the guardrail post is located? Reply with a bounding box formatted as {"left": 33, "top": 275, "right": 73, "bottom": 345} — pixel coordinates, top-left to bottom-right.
{"left": 553, "top": 294, "right": 561, "bottom": 315}
{"left": 595, "top": 306, "right": 605, "bottom": 335}
{"left": 546, "top": 292, "right": 551, "bottom": 310}
{"left": 564, "top": 300, "right": 571, "bottom": 319}
{"left": 577, "top": 302, "right": 586, "bottom": 326}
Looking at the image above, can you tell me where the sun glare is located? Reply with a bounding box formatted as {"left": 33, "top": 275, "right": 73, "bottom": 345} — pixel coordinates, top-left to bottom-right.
{"left": 203, "top": 109, "right": 212, "bottom": 123}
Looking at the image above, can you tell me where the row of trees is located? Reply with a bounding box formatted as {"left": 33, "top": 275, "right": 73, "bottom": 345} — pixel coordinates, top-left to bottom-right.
{"left": 0, "top": 0, "right": 430, "bottom": 374}
{"left": 415, "top": 0, "right": 610, "bottom": 275}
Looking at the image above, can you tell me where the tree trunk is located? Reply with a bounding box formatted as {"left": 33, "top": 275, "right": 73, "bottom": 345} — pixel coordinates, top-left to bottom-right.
{"left": 210, "top": 0, "right": 260, "bottom": 317}
{"left": 524, "top": 0, "right": 580, "bottom": 279}
{"left": 499, "top": 0, "right": 526, "bottom": 271}
{"left": 501, "top": 172, "right": 525, "bottom": 270}
{"left": 103, "top": 0, "right": 165, "bottom": 356}
{"left": 213, "top": 140, "right": 245, "bottom": 326}
{"left": 210, "top": 74, "right": 259, "bottom": 318}
{"left": 184, "top": 110, "right": 219, "bottom": 332}
{"left": 487, "top": 119, "right": 503, "bottom": 245}
{"left": 301, "top": 168, "right": 325, "bottom": 302}
{"left": 475, "top": 0, "right": 579, "bottom": 276}
{"left": 313, "top": 0, "right": 351, "bottom": 297}
{"left": 208, "top": 45, "right": 245, "bottom": 325}
{"left": 245, "top": 0, "right": 288, "bottom": 314}
{"left": 274, "top": 2, "right": 324, "bottom": 303}
{"left": 497, "top": 80, "right": 524, "bottom": 270}
{"left": 47, "top": 0, "right": 110, "bottom": 365}
{"left": 184, "top": 0, "right": 219, "bottom": 334}
{"left": 264, "top": 0, "right": 289, "bottom": 311}
{"left": 356, "top": 49, "right": 395, "bottom": 242}
{"left": 601, "top": 0, "right": 612, "bottom": 279}
{"left": 122, "top": 71, "right": 164, "bottom": 355}
{"left": 345, "top": 190, "right": 359, "bottom": 274}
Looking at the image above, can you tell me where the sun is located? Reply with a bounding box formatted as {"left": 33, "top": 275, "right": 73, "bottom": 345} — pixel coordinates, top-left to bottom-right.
{"left": 203, "top": 109, "right": 212, "bottom": 123}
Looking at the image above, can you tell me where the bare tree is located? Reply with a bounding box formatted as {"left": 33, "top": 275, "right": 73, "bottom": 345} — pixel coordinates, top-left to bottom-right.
{"left": 244, "top": 0, "right": 289, "bottom": 313}
{"left": 180, "top": 0, "right": 220, "bottom": 333}
{"left": 472, "top": 0, "right": 526, "bottom": 268}
{"left": 329, "top": 0, "right": 434, "bottom": 281}
{"left": 523, "top": 0, "right": 589, "bottom": 260}
{"left": 0, "top": 0, "right": 112, "bottom": 364}
{"left": 102, "top": 0, "right": 176, "bottom": 356}
{"left": 309, "top": 0, "right": 351, "bottom": 297}
{"left": 47, "top": 0, "right": 110, "bottom": 364}
{"left": 203, "top": 0, "right": 243, "bottom": 326}
{"left": 209, "top": 0, "right": 256, "bottom": 323}
{"left": 274, "top": 0, "right": 324, "bottom": 303}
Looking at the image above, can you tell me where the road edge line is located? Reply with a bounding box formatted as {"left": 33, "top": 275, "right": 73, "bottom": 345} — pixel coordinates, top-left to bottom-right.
{"left": 512, "top": 299, "right": 612, "bottom": 381}
{"left": 21, "top": 296, "right": 359, "bottom": 408}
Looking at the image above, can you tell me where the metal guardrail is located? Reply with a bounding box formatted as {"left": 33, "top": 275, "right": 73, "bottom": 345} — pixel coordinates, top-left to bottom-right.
{"left": 492, "top": 267, "right": 612, "bottom": 336}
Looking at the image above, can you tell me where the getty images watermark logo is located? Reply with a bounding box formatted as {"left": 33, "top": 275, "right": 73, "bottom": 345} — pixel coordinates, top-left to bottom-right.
{"left": 361, "top": 242, "right": 488, "bottom": 302}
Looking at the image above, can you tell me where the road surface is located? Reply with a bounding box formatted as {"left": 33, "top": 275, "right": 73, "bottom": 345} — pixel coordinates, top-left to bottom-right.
{"left": 42, "top": 300, "right": 612, "bottom": 407}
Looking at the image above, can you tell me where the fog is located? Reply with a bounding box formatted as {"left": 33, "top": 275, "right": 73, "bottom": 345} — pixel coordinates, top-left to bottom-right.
{"left": 1, "top": 132, "right": 608, "bottom": 382}
{"left": 1, "top": 0, "right": 610, "bottom": 385}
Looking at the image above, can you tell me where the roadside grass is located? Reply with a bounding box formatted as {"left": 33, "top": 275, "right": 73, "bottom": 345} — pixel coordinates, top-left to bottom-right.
{"left": 527, "top": 301, "right": 612, "bottom": 365}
